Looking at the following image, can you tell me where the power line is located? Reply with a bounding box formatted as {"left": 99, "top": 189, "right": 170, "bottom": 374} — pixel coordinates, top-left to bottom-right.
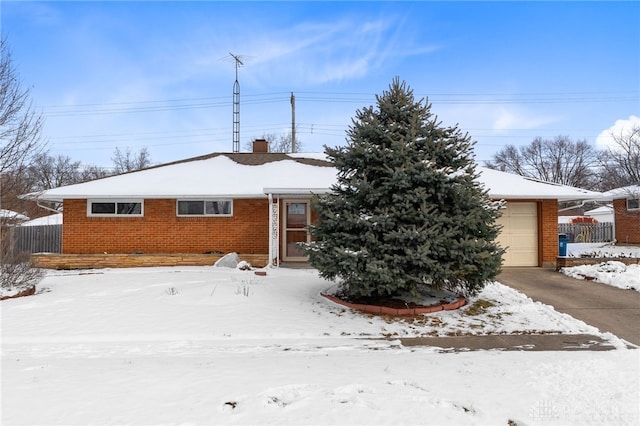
{"left": 39, "top": 89, "right": 637, "bottom": 154}
{"left": 40, "top": 90, "right": 638, "bottom": 117}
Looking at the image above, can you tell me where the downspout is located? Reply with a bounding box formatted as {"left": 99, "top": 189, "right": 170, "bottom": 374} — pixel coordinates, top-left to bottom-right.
{"left": 17, "top": 192, "right": 61, "bottom": 214}
{"left": 558, "top": 198, "right": 603, "bottom": 213}
{"left": 37, "top": 199, "right": 62, "bottom": 214}
{"left": 558, "top": 200, "right": 589, "bottom": 213}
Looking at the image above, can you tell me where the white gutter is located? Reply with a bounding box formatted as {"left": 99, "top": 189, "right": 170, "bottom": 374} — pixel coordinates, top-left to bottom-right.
{"left": 37, "top": 200, "right": 62, "bottom": 214}
{"left": 262, "top": 187, "right": 330, "bottom": 196}
{"left": 19, "top": 193, "right": 275, "bottom": 203}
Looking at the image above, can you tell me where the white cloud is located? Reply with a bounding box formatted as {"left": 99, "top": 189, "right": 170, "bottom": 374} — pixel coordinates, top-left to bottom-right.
{"left": 491, "top": 106, "right": 558, "bottom": 131}
{"left": 215, "top": 14, "right": 435, "bottom": 88}
{"left": 595, "top": 115, "right": 640, "bottom": 150}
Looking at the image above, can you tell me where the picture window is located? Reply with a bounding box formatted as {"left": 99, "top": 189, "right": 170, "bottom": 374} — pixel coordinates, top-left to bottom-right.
{"left": 88, "top": 200, "right": 143, "bottom": 216}
{"left": 177, "top": 199, "right": 233, "bottom": 216}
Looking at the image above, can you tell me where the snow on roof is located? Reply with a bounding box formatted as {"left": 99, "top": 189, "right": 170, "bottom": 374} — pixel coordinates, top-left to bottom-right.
{"left": 287, "top": 152, "right": 330, "bottom": 161}
{"left": 20, "top": 213, "right": 63, "bottom": 226}
{"left": 601, "top": 184, "right": 640, "bottom": 201}
{"left": 22, "top": 153, "right": 601, "bottom": 202}
{"left": 0, "top": 209, "right": 29, "bottom": 222}
{"left": 23, "top": 154, "right": 338, "bottom": 202}
{"left": 475, "top": 167, "right": 601, "bottom": 201}
{"left": 584, "top": 205, "right": 613, "bottom": 216}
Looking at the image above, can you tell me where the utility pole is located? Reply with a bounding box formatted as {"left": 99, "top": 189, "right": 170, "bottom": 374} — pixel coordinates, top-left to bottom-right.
{"left": 290, "top": 92, "right": 296, "bottom": 153}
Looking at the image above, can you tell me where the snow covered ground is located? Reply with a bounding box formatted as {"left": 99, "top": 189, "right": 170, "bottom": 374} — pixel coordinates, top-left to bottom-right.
{"left": 561, "top": 261, "right": 640, "bottom": 292}
{"left": 2, "top": 265, "right": 638, "bottom": 425}
{"left": 562, "top": 243, "right": 640, "bottom": 292}
{"left": 566, "top": 242, "right": 640, "bottom": 259}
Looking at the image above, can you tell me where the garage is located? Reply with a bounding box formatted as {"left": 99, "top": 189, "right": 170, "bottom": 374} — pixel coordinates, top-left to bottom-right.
{"left": 496, "top": 202, "right": 538, "bottom": 267}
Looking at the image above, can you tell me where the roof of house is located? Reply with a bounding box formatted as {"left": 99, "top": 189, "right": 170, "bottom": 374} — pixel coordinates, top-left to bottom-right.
{"left": 19, "top": 213, "right": 63, "bottom": 226}
{"left": 601, "top": 184, "right": 640, "bottom": 201}
{"left": 21, "top": 152, "right": 602, "bottom": 202}
{"left": 0, "top": 209, "right": 29, "bottom": 222}
{"left": 475, "top": 167, "right": 600, "bottom": 201}
{"left": 584, "top": 205, "right": 614, "bottom": 216}
{"left": 21, "top": 153, "right": 337, "bottom": 202}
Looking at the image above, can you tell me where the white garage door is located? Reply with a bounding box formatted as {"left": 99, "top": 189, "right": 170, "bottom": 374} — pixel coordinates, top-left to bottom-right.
{"left": 495, "top": 202, "right": 538, "bottom": 267}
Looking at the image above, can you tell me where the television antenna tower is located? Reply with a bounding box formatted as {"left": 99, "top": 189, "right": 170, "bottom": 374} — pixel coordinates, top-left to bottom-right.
{"left": 226, "top": 52, "right": 244, "bottom": 152}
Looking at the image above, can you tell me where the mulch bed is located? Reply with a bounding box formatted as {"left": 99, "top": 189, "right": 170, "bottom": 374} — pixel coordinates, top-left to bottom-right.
{"left": 321, "top": 292, "right": 466, "bottom": 316}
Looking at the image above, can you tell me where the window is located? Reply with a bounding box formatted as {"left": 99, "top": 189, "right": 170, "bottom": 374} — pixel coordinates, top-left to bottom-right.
{"left": 627, "top": 198, "right": 640, "bottom": 211}
{"left": 177, "top": 199, "right": 232, "bottom": 216}
{"left": 88, "top": 200, "right": 143, "bottom": 216}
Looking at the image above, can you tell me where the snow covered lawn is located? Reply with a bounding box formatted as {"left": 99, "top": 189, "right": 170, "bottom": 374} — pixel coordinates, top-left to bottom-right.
{"left": 562, "top": 243, "right": 640, "bottom": 292}
{"left": 561, "top": 261, "right": 640, "bottom": 292}
{"left": 566, "top": 242, "right": 640, "bottom": 259}
{"left": 2, "top": 266, "right": 638, "bottom": 425}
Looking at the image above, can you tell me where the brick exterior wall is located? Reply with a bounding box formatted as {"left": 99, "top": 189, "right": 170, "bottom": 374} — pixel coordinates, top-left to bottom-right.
{"left": 62, "top": 198, "right": 269, "bottom": 254}
{"left": 539, "top": 199, "right": 559, "bottom": 266}
{"left": 613, "top": 198, "right": 640, "bottom": 244}
{"left": 60, "top": 197, "right": 561, "bottom": 267}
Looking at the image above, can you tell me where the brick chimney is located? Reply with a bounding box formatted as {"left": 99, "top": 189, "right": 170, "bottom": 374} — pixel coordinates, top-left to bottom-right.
{"left": 252, "top": 139, "right": 269, "bottom": 153}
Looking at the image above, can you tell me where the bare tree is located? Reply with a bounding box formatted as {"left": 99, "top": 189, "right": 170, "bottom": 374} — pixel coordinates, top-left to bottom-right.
{"left": 79, "top": 163, "right": 112, "bottom": 182}
{"left": 0, "top": 37, "right": 45, "bottom": 177}
{"left": 0, "top": 36, "right": 46, "bottom": 215}
{"left": 14, "top": 153, "right": 111, "bottom": 218}
{"left": 111, "top": 147, "right": 152, "bottom": 174}
{"left": 27, "top": 153, "right": 83, "bottom": 191}
{"left": 0, "top": 37, "right": 46, "bottom": 290}
{"left": 244, "top": 130, "right": 303, "bottom": 153}
{"left": 271, "top": 130, "right": 302, "bottom": 153}
{"left": 597, "top": 125, "right": 640, "bottom": 190}
{"left": 485, "top": 136, "right": 597, "bottom": 189}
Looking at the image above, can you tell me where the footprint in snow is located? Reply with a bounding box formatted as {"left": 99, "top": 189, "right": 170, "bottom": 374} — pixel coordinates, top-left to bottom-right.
{"left": 261, "top": 384, "right": 314, "bottom": 408}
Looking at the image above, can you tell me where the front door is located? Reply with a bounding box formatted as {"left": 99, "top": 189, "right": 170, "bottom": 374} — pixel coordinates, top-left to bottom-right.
{"left": 282, "top": 201, "right": 310, "bottom": 261}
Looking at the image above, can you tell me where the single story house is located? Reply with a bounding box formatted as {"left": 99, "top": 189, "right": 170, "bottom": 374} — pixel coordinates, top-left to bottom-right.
{"left": 602, "top": 185, "right": 640, "bottom": 244}
{"left": 21, "top": 140, "right": 600, "bottom": 268}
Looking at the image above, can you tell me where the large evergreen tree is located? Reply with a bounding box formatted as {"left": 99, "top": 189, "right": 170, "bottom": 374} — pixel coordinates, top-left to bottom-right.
{"left": 303, "top": 78, "right": 503, "bottom": 299}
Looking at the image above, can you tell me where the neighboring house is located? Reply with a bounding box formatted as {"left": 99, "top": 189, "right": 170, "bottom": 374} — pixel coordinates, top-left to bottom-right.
{"left": 602, "top": 185, "right": 640, "bottom": 244}
{"left": 584, "top": 205, "right": 614, "bottom": 223}
{"left": 19, "top": 213, "right": 63, "bottom": 227}
{"left": 20, "top": 140, "right": 600, "bottom": 268}
{"left": 557, "top": 209, "right": 614, "bottom": 243}
{"left": 558, "top": 215, "right": 591, "bottom": 224}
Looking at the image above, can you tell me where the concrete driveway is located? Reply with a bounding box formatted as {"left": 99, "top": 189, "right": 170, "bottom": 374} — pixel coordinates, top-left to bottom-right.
{"left": 497, "top": 267, "right": 640, "bottom": 346}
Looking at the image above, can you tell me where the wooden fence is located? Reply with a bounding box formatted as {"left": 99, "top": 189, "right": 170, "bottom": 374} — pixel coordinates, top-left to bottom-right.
{"left": 6, "top": 225, "right": 62, "bottom": 254}
{"left": 558, "top": 222, "right": 614, "bottom": 243}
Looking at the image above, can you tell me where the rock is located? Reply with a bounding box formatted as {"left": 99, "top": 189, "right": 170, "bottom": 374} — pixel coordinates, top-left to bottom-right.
{"left": 237, "top": 261, "right": 252, "bottom": 270}
{"left": 213, "top": 252, "right": 240, "bottom": 268}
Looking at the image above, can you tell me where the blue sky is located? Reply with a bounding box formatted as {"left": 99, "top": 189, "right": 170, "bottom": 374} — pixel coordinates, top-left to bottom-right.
{"left": 2, "top": 1, "right": 639, "bottom": 168}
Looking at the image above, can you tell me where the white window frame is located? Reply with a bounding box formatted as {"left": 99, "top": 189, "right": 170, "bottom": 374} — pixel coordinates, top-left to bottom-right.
{"left": 87, "top": 199, "right": 144, "bottom": 217}
{"left": 627, "top": 198, "right": 640, "bottom": 211}
{"left": 176, "top": 199, "right": 233, "bottom": 217}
